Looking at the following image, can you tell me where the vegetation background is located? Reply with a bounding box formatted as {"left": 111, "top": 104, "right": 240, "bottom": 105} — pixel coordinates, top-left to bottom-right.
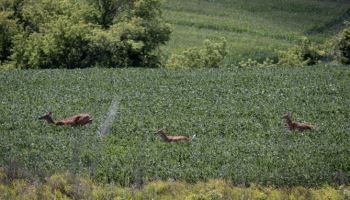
{"left": 161, "top": 0, "right": 350, "bottom": 64}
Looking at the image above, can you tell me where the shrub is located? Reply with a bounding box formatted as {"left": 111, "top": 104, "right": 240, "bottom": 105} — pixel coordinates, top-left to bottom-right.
{"left": 0, "top": 11, "right": 19, "bottom": 63}
{"left": 335, "top": 24, "right": 350, "bottom": 64}
{"left": 88, "top": 17, "right": 171, "bottom": 68}
{"left": 311, "top": 186, "right": 341, "bottom": 200}
{"left": 166, "top": 38, "right": 227, "bottom": 69}
{"left": 277, "top": 37, "right": 325, "bottom": 67}
{"left": 5, "top": 0, "right": 97, "bottom": 32}
{"left": 238, "top": 58, "right": 275, "bottom": 68}
{"left": 88, "top": 26, "right": 125, "bottom": 67}
{"left": 122, "top": 0, "right": 171, "bottom": 67}
{"left": 11, "top": 16, "right": 93, "bottom": 69}
{"left": 47, "top": 172, "right": 96, "bottom": 199}
{"left": 298, "top": 37, "right": 324, "bottom": 65}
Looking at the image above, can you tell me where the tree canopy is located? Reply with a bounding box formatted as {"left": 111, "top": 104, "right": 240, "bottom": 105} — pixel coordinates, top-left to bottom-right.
{"left": 0, "top": 0, "right": 171, "bottom": 68}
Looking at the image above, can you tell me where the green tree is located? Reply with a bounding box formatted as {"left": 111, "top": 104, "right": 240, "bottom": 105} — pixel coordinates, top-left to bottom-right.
{"left": 89, "top": 0, "right": 131, "bottom": 28}
{"left": 11, "top": 17, "right": 92, "bottom": 69}
{"left": 1, "top": 0, "right": 171, "bottom": 68}
{"left": 0, "top": 11, "right": 19, "bottom": 62}
{"left": 89, "top": 0, "right": 171, "bottom": 67}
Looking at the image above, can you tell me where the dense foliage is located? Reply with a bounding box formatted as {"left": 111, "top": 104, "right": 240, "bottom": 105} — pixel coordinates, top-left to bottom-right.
{"left": 276, "top": 37, "right": 325, "bottom": 67}
{"left": 0, "top": 0, "right": 171, "bottom": 68}
{"left": 166, "top": 38, "right": 227, "bottom": 68}
{"left": 0, "top": 11, "right": 18, "bottom": 63}
{"left": 336, "top": 25, "right": 350, "bottom": 64}
{"left": 0, "top": 66, "right": 349, "bottom": 187}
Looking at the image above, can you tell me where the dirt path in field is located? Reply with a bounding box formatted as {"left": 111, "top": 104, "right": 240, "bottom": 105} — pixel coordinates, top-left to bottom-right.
{"left": 97, "top": 97, "right": 118, "bottom": 136}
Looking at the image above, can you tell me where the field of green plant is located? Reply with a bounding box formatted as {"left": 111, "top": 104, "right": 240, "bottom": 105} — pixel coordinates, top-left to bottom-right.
{"left": 1, "top": 65, "right": 349, "bottom": 187}
{"left": 162, "top": 0, "right": 350, "bottom": 63}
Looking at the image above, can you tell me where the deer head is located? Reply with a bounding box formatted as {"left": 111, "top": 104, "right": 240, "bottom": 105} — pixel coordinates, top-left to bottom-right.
{"left": 281, "top": 112, "right": 292, "bottom": 119}
{"left": 157, "top": 128, "right": 166, "bottom": 135}
{"left": 38, "top": 112, "right": 54, "bottom": 123}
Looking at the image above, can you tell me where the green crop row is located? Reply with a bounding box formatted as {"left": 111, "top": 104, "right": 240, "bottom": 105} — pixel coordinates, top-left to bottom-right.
{"left": 0, "top": 65, "right": 349, "bottom": 187}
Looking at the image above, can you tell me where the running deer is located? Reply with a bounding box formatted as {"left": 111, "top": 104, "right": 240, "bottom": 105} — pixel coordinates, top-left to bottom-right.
{"left": 38, "top": 112, "right": 92, "bottom": 126}
{"left": 282, "top": 112, "right": 314, "bottom": 131}
{"left": 156, "top": 128, "right": 194, "bottom": 142}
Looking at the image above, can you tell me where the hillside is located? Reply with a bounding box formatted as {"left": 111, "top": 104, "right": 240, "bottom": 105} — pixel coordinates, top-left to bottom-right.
{"left": 162, "top": 0, "right": 350, "bottom": 63}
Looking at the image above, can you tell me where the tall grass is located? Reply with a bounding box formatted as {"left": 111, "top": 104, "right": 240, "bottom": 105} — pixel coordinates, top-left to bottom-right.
{"left": 1, "top": 171, "right": 349, "bottom": 199}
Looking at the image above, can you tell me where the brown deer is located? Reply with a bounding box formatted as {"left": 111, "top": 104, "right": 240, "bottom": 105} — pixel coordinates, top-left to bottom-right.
{"left": 38, "top": 112, "right": 92, "bottom": 126}
{"left": 282, "top": 112, "right": 314, "bottom": 131}
{"left": 156, "top": 128, "right": 194, "bottom": 143}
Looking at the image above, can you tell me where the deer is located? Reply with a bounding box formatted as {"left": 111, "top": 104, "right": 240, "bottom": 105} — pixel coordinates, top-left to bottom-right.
{"left": 156, "top": 128, "right": 195, "bottom": 143}
{"left": 281, "top": 112, "right": 314, "bottom": 131}
{"left": 38, "top": 112, "right": 92, "bottom": 126}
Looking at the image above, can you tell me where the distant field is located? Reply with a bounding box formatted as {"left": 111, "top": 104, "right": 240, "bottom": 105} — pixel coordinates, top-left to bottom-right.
{"left": 1, "top": 65, "right": 349, "bottom": 186}
{"left": 161, "top": 0, "right": 350, "bottom": 63}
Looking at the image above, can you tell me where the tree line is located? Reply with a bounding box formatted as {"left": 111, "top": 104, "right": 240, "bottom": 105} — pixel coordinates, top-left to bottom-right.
{"left": 0, "top": 0, "right": 171, "bottom": 68}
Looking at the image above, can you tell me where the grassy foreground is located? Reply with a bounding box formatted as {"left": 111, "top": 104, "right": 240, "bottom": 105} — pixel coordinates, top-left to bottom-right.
{"left": 1, "top": 172, "right": 349, "bottom": 200}
{"left": 0, "top": 65, "right": 349, "bottom": 187}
